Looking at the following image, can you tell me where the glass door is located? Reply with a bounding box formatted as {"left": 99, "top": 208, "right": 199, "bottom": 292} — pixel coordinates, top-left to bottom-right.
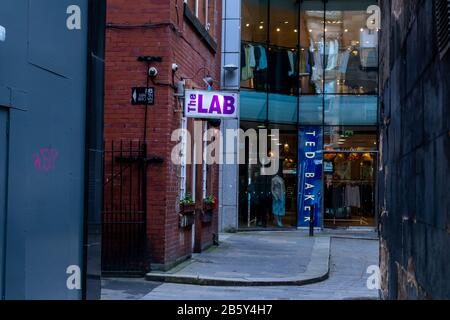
{"left": 323, "top": 152, "right": 376, "bottom": 228}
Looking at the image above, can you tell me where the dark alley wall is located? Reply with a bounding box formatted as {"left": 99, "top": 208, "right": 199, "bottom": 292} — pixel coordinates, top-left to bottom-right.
{"left": 378, "top": 0, "right": 450, "bottom": 299}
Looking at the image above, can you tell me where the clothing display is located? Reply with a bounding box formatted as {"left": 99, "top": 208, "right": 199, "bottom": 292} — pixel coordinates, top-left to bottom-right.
{"left": 345, "top": 184, "right": 361, "bottom": 208}
{"left": 256, "top": 45, "right": 267, "bottom": 71}
{"left": 271, "top": 176, "right": 286, "bottom": 217}
{"left": 326, "top": 39, "right": 339, "bottom": 71}
{"left": 339, "top": 50, "right": 350, "bottom": 74}
{"left": 241, "top": 45, "right": 254, "bottom": 81}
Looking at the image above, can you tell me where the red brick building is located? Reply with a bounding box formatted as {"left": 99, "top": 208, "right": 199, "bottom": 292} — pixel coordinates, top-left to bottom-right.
{"left": 103, "top": 0, "right": 222, "bottom": 273}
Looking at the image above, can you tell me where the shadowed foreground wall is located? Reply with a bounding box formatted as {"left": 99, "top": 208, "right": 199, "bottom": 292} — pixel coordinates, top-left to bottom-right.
{"left": 378, "top": 0, "right": 450, "bottom": 299}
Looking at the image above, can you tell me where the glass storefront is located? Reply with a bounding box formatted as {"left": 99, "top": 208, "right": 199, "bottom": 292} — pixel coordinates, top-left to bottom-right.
{"left": 239, "top": 122, "right": 298, "bottom": 229}
{"left": 239, "top": 0, "right": 379, "bottom": 229}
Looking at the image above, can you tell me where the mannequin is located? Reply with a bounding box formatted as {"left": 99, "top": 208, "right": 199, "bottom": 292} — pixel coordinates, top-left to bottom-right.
{"left": 271, "top": 174, "right": 286, "bottom": 227}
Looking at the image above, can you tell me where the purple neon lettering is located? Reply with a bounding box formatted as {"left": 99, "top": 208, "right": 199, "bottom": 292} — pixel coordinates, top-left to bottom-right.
{"left": 223, "top": 96, "right": 236, "bottom": 115}
{"left": 209, "top": 95, "right": 222, "bottom": 114}
{"left": 198, "top": 95, "right": 208, "bottom": 113}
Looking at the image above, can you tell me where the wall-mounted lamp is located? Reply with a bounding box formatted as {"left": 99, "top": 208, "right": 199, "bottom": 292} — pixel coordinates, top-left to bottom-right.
{"left": 203, "top": 76, "right": 215, "bottom": 88}
{"left": 223, "top": 64, "right": 238, "bottom": 72}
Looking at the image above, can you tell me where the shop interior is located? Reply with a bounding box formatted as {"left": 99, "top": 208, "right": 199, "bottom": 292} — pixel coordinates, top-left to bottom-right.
{"left": 323, "top": 126, "right": 377, "bottom": 227}
{"left": 239, "top": 123, "right": 298, "bottom": 229}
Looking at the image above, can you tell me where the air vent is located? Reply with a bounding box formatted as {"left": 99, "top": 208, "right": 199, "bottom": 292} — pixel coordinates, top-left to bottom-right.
{"left": 435, "top": 0, "right": 450, "bottom": 59}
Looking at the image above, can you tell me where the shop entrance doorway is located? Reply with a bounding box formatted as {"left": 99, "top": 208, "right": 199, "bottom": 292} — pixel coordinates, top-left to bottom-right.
{"left": 323, "top": 152, "right": 376, "bottom": 228}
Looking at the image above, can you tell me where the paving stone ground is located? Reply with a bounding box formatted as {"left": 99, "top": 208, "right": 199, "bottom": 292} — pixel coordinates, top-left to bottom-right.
{"left": 102, "top": 231, "right": 379, "bottom": 300}
{"left": 145, "top": 232, "right": 329, "bottom": 285}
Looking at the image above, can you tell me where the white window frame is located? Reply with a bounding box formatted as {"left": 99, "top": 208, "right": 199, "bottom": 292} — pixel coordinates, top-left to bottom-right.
{"left": 180, "top": 117, "right": 188, "bottom": 199}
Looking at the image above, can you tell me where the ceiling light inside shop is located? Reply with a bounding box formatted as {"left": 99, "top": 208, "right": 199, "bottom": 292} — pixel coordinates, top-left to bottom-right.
{"left": 344, "top": 29, "right": 349, "bottom": 32}
{"left": 259, "top": 25, "right": 264, "bottom": 30}
{"left": 294, "top": 29, "right": 298, "bottom": 33}
{"left": 284, "top": 21, "right": 289, "bottom": 24}
{"left": 246, "top": 23, "right": 250, "bottom": 27}
{"left": 276, "top": 28, "right": 281, "bottom": 32}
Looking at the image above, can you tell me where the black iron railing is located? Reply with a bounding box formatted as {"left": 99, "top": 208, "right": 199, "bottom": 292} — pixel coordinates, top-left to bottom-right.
{"left": 101, "top": 140, "right": 148, "bottom": 276}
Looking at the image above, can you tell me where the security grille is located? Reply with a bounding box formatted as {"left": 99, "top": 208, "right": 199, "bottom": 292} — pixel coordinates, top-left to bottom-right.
{"left": 435, "top": 0, "right": 450, "bottom": 59}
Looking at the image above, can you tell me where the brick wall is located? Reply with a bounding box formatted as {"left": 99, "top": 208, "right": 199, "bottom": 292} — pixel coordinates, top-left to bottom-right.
{"left": 105, "top": 0, "right": 222, "bottom": 271}
{"left": 378, "top": 0, "right": 450, "bottom": 299}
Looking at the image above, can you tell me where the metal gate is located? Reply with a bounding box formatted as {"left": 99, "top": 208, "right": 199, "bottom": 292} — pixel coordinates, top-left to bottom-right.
{"left": 102, "top": 140, "right": 148, "bottom": 276}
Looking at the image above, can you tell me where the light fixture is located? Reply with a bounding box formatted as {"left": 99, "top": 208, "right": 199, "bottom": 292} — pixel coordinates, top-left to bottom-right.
{"left": 360, "top": 28, "right": 364, "bottom": 32}
{"left": 276, "top": 28, "right": 281, "bottom": 32}
{"left": 344, "top": 29, "right": 348, "bottom": 32}
{"left": 294, "top": 29, "right": 298, "bottom": 33}
{"left": 223, "top": 64, "right": 238, "bottom": 72}
{"left": 284, "top": 21, "right": 289, "bottom": 24}
{"left": 203, "top": 76, "right": 215, "bottom": 87}
{"left": 259, "top": 25, "right": 264, "bottom": 30}
{"left": 246, "top": 23, "right": 250, "bottom": 27}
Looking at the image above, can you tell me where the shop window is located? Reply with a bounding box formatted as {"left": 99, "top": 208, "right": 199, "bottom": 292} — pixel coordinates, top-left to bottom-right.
{"left": 184, "top": 0, "right": 217, "bottom": 43}
{"left": 238, "top": 123, "right": 298, "bottom": 229}
{"left": 241, "top": 0, "right": 269, "bottom": 92}
{"left": 323, "top": 152, "right": 376, "bottom": 227}
{"left": 299, "top": 0, "right": 326, "bottom": 95}
{"left": 324, "top": 126, "right": 378, "bottom": 152}
{"left": 268, "top": 0, "right": 299, "bottom": 96}
{"left": 324, "top": 0, "right": 379, "bottom": 94}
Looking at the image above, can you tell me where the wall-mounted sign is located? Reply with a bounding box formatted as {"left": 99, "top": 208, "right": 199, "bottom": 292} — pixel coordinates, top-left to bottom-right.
{"left": 184, "top": 90, "right": 239, "bottom": 119}
{"left": 0, "top": 25, "right": 6, "bottom": 42}
{"left": 131, "top": 87, "right": 154, "bottom": 105}
{"left": 298, "top": 126, "right": 323, "bottom": 228}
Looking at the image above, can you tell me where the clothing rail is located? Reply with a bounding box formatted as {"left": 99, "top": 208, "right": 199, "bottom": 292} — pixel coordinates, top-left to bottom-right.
{"left": 242, "top": 40, "right": 297, "bottom": 52}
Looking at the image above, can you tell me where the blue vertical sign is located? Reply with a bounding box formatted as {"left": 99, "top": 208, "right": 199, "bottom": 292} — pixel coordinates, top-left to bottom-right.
{"left": 298, "top": 127, "right": 323, "bottom": 228}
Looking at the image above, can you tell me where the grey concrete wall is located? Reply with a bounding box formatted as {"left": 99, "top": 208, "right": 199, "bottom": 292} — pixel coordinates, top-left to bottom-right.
{"left": 219, "top": 0, "right": 241, "bottom": 232}
{"left": 0, "top": 0, "right": 90, "bottom": 299}
{"left": 378, "top": 0, "right": 450, "bottom": 299}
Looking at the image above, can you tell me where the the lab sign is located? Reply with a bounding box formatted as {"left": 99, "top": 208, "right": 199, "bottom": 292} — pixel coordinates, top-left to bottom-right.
{"left": 184, "top": 90, "right": 239, "bottom": 119}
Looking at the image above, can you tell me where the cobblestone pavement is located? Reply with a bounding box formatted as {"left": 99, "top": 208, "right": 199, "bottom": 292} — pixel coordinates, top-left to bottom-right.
{"left": 102, "top": 234, "right": 380, "bottom": 300}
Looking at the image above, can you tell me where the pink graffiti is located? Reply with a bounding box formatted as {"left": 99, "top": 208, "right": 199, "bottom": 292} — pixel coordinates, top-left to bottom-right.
{"left": 33, "top": 148, "right": 59, "bottom": 172}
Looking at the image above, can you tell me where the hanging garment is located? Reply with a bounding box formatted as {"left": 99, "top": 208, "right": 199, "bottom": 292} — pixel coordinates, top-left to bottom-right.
{"left": 248, "top": 44, "right": 256, "bottom": 68}
{"left": 339, "top": 50, "right": 350, "bottom": 74}
{"left": 345, "top": 185, "right": 361, "bottom": 208}
{"left": 268, "top": 49, "right": 291, "bottom": 94}
{"left": 257, "top": 45, "right": 267, "bottom": 70}
{"left": 344, "top": 50, "right": 378, "bottom": 91}
{"left": 271, "top": 175, "right": 286, "bottom": 217}
{"left": 299, "top": 50, "right": 307, "bottom": 74}
{"left": 326, "top": 39, "right": 339, "bottom": 70}
{"left": 241, "top": 45, "right": 254, "bottom": 81}
{"left": 288, "top": 50, "right": 295, "bottom": 76}
{"left": 241, "top": 43, "right": 246, "bottom": 68}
